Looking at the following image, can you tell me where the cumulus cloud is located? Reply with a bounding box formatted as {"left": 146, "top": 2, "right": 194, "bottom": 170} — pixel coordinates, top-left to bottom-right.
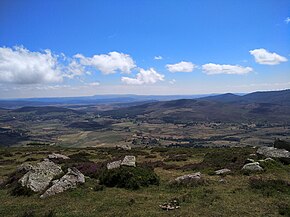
{"left": 154, "top": 56, "right": 163, "bottom": 60}
{"left": 88, "top": 82, "right": 100, "bottom": 86}
{"left": 166, "top": 61, "right": 195, "bottom": 72}
{"left": 74, "top": 51, "right": 136, "bottom": 74}
{"left": 121, "top": 68, "right": 164, "bottom": 85}
{"left": 0, "top": 46, "right": 62, "bottom": 84}
{"left": 249, "top": 48, "right": 288, "bottom": 65}
{"left": 202, "top": 63, "right": 253, "bottom": 75}
{"left": 66, "top": 60, "right": 86, "bottom": 78}
{"left": 285, "top": 17, "right": 290, "bottom": 24}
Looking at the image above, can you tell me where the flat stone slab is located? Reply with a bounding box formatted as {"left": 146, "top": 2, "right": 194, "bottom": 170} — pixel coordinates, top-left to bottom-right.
{"left": 215, "top": 168, "right": 231, "bottom": 175}
{"left": 107, "top": 160, "right": 122, "bottom": 170}
{"left": 121, "top": 155, "right": 136, "bottom": 167}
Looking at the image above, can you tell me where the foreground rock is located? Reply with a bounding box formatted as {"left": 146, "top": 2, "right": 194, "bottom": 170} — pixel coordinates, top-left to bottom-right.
{"left": 242, "top": 162, "right": 263, "bottom": 172}
{"left": 159, "top": 199, "right": 180, "bottom": 211}
{"left": 257, "top": 147, "right": 290, "bottom": 163}
{"left": 121, "top": 155, "right": 136, "bottom": 167}
{"left": 107, "top": 160, "right": 122, "bottom": 170}
{"left": 215, "top": 168, "right": 231, "bottom": 175}
{"left": 19, "top": 159, "right": 63, "bottom": 192}
{"left": 40, "top": 167, "right": 85, "bottom": 199}
{"left": 17, "top": 162, "right": 34, "bottom": 172}
{"left": 48, "top": 153, "right": 70, "bottom": 160}
{"left": 173, "top": 172, "right": 202, "bottom": 185}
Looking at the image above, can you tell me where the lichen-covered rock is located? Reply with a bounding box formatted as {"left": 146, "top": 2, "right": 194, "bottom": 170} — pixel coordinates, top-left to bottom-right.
{"left": 215, "top": 168, "right": 231, "bottom": 175}
{"left": 40, "top": 167, "right": 85, "bottom": 199}
{"left": 116, "top": 144, "right": 131, "bottom": 150}
{"left": 121, "top": 156, "right": 136, "bottom": 167}
{"left": 257, "top": 147, "right": 290, "bottom": 163}
{"left": 107, "top": 160, "right": 122, "bottom": 170}
{"left": 48, "top": 153, "right": 70, "bottom": 160}
{"left": 174, "top": 172, "right": 201, "bottom": 185}
{"left": 17, "top": 162, "right": 34, "bottom": 172}
{"left": 19, "top": 159, "right": 63, "bottom": 192}
{"left": 242, "top": 162, "right": 263, "bottom": 172}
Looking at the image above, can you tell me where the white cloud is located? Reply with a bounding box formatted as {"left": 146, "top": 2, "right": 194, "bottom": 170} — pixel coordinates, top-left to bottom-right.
{"left": 169, "top": 79, "right": 176, "bottom": 84}
{"left": 74, "top": 51, "right": 136, "bottom": 74}
{"left": 121, "top": 68, "right": 164, "bottom": 85}
{"left": 249, "top": 48, "right": 288, "bottom": 65}
{"left": 285, "top": 17, "right": 290, "bottom": 24}
{"left": 154, "top": 56, "right": 163, "bottom": 60}
{"left": 88, "top": 82, "right": 100, "bottom": 86}
{"left": 66, "top": 60, "right": 86, "bottom": 78}
{"left": 166, "top": 61, "right": 195, "bottom": 72}
{"left": 202, "top": 63, "right": 253, "bottom": 75}
{"left": 0, "top": 46, "right": 62, "bottom": 84}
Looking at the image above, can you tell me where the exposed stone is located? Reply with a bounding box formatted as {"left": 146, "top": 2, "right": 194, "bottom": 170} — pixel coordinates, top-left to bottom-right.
{"left": 218, "top": 178, "right": 227, "bottom": 184}
{"left": 249, "top": 154, "right": 257, "bottom": 157}
{"left": 242, "top": 162, "right": 263, "bottom": 172}
{"left": 17, "top": 162, "right": 34, "bottom": 172}
{"left": 215, "top": 168, "right": 231, "bottom": 175}
{"left": 107, "top": 160, "right": 122, "bottom": 170}
{"left": 40, "top": 167, "right": 85, "bottom": 199}
{"left": 121, "top": 155, "right": 136, "bottom": 167}
{"left": 159, "top": 199, "right": 180, "bottom": 211}
{"left": 257, "top": 147, "right": 290, "bottom": 163}
{"left": 174, "top": 172, "right": 201, "bottom": 184}
{"left": 245, "top": 158, "right": 255, "bottom": 164}
{"left": 19, "top": 160, "right": 63, "bottom": 192}
{"left": 48, "top": 153, "right": 70, "bottom": 160}
{"left": 116, "top": 144, "right": 131, "bottom": 151}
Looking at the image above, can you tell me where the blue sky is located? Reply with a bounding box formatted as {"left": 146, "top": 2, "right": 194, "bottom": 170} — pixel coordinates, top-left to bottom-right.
{"left": 0, "top": 0, "right": 289, "bottom": 98}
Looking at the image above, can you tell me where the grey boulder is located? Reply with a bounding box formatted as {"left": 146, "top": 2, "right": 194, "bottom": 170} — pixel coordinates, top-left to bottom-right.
{"left": 107, "top": 160, "right": 122, "bottom": 170}
{"left": 242, "top": 162, "right": 263, "bottom": 172}
{"left": 174, "top": 172, "right": 201, "bottom": 185}
{"left": 121, "top": 155, "right": 136, "bottom": 167}
{"left": 40, "top": 167, "right": 85, "bottom": 199}
{"left": 19, "top": 159, "right": 63, "bottom": 192}
{"left": 257, "top": 147, "right": 290, "bottom": 163}
{"left": 48, "top": 153, "right": 70, "bottom": 160}
{"left": 215, "top": 168, "right": 231, "bottom": 175}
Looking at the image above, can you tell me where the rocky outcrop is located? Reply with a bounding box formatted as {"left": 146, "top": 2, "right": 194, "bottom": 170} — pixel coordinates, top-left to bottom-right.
{"left": 242, "top": 162, "right": 263, "bottom": 172}
{"left": 121, "top": 155, "right": 136, "bottom": 167}
{"left": 17, "top": 162, "right": 34, "bottom": 172}
{"left": 107, "top": 160, "right": 122, "bottom": 170}
{"left": 40, "top": 168, "right": 85, "bottom": 199}
{"left": 215, "top": 168, "right": 231, "bottom": 175}
{"left": 19, "top": 159, "right": 63, "bottom": 192}
{"left": 48, "top": 153, "right": 70, "bottom": 160}
{"left": 116, "top": 144, "right": 131, "bottom": 151}
{"left": 174, "top": 172, "right": 201, "bottom": 185}
{"left": 257, "top": 147, "right": 290, "bottom": 163}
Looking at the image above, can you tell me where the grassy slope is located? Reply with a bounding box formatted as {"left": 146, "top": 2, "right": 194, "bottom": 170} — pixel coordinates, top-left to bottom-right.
{"left": 0, "top": 146, "right": 290, "bottom": 217}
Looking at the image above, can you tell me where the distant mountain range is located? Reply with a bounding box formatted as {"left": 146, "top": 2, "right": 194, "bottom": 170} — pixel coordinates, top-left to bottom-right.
{"left": 102, "top": 89, "right": 290, "bottom": 123}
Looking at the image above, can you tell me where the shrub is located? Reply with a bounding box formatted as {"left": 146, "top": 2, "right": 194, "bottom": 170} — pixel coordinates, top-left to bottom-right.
{"left": 99, "top": 166, "right": 160, "bottom": 190}
{"left": 93, "top": 183, "right": 105, "bottom": 191}
{"left": 20, "top": 210, "right": 35, "bottom": 217}
{"left": 74, "top": 162, "right": 106, "bottom": 179}
{"left": 10, "top": 183, "right": 34, "bottom": 197}
{"left": 274, "top": 139, "right": 290, "bottom": 152}
{"left": 278, "top": 204, "right": 290, "bottom": 216}
{"left": 249, "top": 177, "right": 290, "bottom": 196}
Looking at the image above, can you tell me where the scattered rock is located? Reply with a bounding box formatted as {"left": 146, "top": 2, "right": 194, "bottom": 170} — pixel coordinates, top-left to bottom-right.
{"left": 159, "top": 199, "right": 180, "bottom": 211}
{"left": 40, "top": 167, "right": 85, "bottom": 199}
{"left": 218, "top": 178, "right": 227, "bottom": 184}
{"left": 215, "top": 168, "right": 231, "bottom": 175}
{"left": 174, "top": 172, "right": 201, "bottom": 185}
{"left": 116, "top": 144, "right": 131, "bottom": 151}
{"left": 257, "top": 147, "right": 290, "bottom": 163}
{"left": 249, "top": 154, "right": 257, "bottom": 157}
{"left": 258, "top": 157, "right": 274, "bottom": 163}
{"left": 48, "top": 153, "right": 70, "bottom": 160}
{"left": 121, "top": 155, "right": 136, "bottom": 167}
{"left": 19, "top": 160, "right": 63, "bottom": 192}
{"left": 242, "top": 162, "right": 263, "bottom": 172}
{"left": 17, "top": 162, "right": 34, "bottom": 172}
{"left": 107, "top": 160, "right": 122, "bottom": 170}
{"left": 245, "top": 158, "right": 255, "bottom": 164}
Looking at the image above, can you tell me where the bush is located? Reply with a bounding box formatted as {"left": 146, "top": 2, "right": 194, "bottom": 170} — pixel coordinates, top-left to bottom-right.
{"left": 99, "top": 166, "right": 160, "bottom": 190}
{"left": 93, "top": 183, "right": 105, "bottom": 191}
{"left": 20, "top": 210, "right": 35, "bottom": 217}
{"left": 278, "top": 204, "right": 290, "bottom": 216}
{"left": 274, "top": 139, "right": 290, "bottom": 152}
{"left": 10, "top": 183, "right": 34, "bottom": 197}
{"left": 249, "top": 177, "right": 290, "bottom": 196}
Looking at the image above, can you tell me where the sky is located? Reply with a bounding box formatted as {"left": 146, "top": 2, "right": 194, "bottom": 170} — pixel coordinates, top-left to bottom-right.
{"left": 0, "top": 0, "right": 289, "bottom": 98}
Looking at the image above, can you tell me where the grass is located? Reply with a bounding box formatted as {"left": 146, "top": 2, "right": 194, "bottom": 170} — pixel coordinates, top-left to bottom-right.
{"left": 0, "top": 146, "right": 290, "bottom": 216}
